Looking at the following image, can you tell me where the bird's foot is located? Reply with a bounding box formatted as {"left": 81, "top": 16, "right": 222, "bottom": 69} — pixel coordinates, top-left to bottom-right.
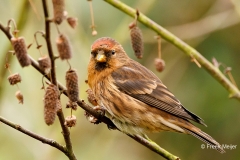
{"left": 84, "top": 105, "right": 105, "bottom": 124}
{"left": 84, "top": 111, "right": 101, "bottom": 124}
{"left": 93, "top": 105, "right": 105, "bottom": 116}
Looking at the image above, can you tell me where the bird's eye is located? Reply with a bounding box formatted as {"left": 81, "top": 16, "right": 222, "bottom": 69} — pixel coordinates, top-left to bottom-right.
{"left": 91, "top": 51, "right": 96, "bottom": 57}
{"left": 111, "top": 50, "right": 115, "bottom": 55}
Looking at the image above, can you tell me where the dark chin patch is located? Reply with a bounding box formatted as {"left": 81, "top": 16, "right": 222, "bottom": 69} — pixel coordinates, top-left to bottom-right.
{"left": 95, "top": 62, "right": 108, "bottom": 71}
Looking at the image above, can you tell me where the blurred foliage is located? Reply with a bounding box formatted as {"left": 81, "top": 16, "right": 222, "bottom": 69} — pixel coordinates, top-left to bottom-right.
{"left": 0, "top": 0, "right": 239, "bottom": 160}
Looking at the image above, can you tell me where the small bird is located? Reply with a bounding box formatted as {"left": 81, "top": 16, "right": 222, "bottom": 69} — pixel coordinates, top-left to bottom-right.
{"left": 87, "top": 37, "right": 224, "bottom": 153}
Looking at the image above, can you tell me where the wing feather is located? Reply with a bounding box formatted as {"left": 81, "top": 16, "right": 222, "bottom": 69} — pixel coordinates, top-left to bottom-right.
{"left": 111, "top": 61, "right": 206, "bottom": 125}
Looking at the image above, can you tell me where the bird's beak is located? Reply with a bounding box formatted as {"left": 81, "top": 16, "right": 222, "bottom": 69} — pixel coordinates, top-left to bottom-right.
{"left": 96, "top": 50, "right": 107, "bottom": 62}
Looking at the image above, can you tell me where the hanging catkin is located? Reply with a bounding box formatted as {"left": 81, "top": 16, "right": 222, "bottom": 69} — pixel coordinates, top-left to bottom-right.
{"left": 66, "top": 69, "right": 79, "bottom": 102}
{"left": 11, "top": 37, "right": 31, "bottom": 67}
{"left": 129, "top": 23, "right": 143, "bottom": 59}
{"left": 38, "top": 56, "right": 51, "bottom": 74}
{"left": 8, "top": 73, "right": 21, "bottom": 85}
{"left": 44, "top": 84, "right": 59, "bottom": 125}
{"left": 56, "top": 34, "right": 72, "bottom": 60}
{"left": 52, "top": 0, "right": 65, "bottom": 24}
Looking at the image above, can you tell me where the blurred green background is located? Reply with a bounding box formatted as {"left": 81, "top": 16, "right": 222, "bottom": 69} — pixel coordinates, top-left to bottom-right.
{"left": 0, "top": 0, "right": 239, "bottom": 160}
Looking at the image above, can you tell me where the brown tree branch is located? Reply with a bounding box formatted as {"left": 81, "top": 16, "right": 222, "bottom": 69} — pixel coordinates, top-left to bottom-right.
{"left": 0, "top": 23, "right": 12, "bottom": 39}
{"left": 41, "top": 0, "right": 76, "bottom": 159}
{"left": 0, "top": 116, "right": 67, "bottom": 154}
{"left": 128, "top": 135, "right": 179, "bottom": 160}
{"left": 42, "top": 0, "right": 57, "bottom": 85}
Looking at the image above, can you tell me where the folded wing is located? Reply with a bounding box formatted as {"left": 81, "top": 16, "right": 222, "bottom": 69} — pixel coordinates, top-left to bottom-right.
{"left": 111, "top": 61, "right": 206, "bottom": 126}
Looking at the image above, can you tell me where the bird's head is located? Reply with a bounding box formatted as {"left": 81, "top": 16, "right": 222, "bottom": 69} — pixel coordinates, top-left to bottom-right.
{"left": 89, "top": 37, "right": 128, "bottom": 71}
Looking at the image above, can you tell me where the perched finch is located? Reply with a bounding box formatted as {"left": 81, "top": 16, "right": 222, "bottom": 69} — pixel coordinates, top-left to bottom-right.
{"left": 87, "top": 37, "right": 224, "bottom": 153}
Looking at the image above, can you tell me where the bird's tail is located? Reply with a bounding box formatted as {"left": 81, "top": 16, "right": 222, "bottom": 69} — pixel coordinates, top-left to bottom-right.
{"left": 182, "top": 127, "right": 225, "bottom": 153}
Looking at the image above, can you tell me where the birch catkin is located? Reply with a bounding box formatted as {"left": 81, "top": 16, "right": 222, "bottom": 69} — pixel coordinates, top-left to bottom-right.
{"left": 44, "top": 84, "right": 59, "bottom": 125}
{"left": 52, "top": 0, "right": 65, "bottom": 24}
{"left": 129, "top": 23, "right": 143, "bottom": 59}
{"left": 66, "top": 69, "right": 79, "bottom": 102}
{"left": 38, "top": 56, "right": 51, "bottom": 74}
{"left": 56, "top": 34, "right": 72, "bottom": 60}
{"left": 8, "top": 73, "right": 21, "bottom": 85}
{"left": 15, "top": 90, "right": 24, "bottom": 104}
{"left": 11, "top": 37, "right": 31, "bottom": 67}
{"left": 155, "top": 58, "right": 165, "bottom": 72}
{"left": 64, "top": 115, "right": 77, "bottom": 127}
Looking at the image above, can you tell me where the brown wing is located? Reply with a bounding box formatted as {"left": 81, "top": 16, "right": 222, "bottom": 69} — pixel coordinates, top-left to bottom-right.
{"left": 111, "top": 61, "right": 206, "bottom": 126}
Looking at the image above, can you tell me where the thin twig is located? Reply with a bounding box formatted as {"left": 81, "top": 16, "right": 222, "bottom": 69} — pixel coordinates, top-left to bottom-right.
{"left": 104, "top": 0, "right": 240, "bottom": 100}
{"left": 34, "top": 31, "right": 45, "bottom": 56}
{"left": 225, "top": 68, "right": 238, "bottom": 89}
{"left": 0, "top": 23, "right": 12, "bottom": 39}
{"left": 191, "top": 57, "right": 202, "bottom": 68}
{"left": 154, "top": 36, "right": 161, "bottom": 59}
{"left": 88, "top": 0, "right": 95, "bottom": 30}
{"left": 41, "top": 0, "right": 76, "bottom": 159}
{"left": 129, "top": 135, "right": 179, "bottom": 160}
{"left": 7, "top": 19, "right": 18, "bottom": 37}
{"left": 42, "top": 0, "right": 56, "bottom": 85}
{"left": 0, "top": 116, "right": 67, "bottom": 154}
{"left": 227, "top": 71, "right": 238, "bottom": 89}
